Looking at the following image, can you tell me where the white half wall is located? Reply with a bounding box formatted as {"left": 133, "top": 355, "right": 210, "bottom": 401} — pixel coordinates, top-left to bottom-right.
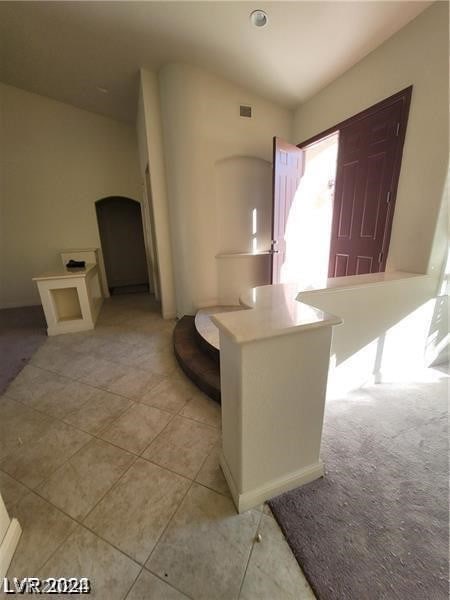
{"left": 0, "top": 83, "right": 141, "bottom": 308}
{"left": 159, "top": 63, "right": 292, "bottom": 316}
{"left": 0, "top": 492, "right": 21, "bottom": 578}
{"left": 293, "top": 2, "right": 448, "bottom": 280}
{"left": 299, "top": 274, "right": 440, "bottom": 396}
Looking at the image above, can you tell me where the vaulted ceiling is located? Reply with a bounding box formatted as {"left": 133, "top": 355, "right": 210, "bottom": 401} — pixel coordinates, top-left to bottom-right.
{"left": 0, "top": 1, "right": 432, "bottom": 122}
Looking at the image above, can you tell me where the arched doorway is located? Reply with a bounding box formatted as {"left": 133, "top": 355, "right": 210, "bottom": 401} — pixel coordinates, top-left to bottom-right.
{"left": 95, "top": 196, "right": 149, "bottom": 295}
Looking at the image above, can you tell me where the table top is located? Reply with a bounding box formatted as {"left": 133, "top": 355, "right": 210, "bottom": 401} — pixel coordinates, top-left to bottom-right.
{"left": 32, "top": 263, "right": 96, "bottom": 282}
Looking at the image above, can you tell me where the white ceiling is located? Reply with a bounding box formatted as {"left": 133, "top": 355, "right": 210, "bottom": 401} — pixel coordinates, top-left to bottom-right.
{"left": 0, "top": 1, "right": 432, "bottom": 123}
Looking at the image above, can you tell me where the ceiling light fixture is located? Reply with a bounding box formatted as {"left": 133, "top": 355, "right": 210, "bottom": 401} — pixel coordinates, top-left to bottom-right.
{"left": 250, "top": 9, "right": 268, "bottom": 28}
{"left": 96, "top": 86, "right": 109, "bottom": 94}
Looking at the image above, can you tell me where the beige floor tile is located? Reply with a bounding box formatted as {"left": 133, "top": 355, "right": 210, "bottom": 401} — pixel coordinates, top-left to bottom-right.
{"left": 142, "top": 332, "right": 173, "bottom": 354}
{"left": 96, "top": 308, "right": 131, "bottom": 327}
{"left": 7, "top": 492, "right": 77, "bottom": 578}
{"left": 100, "top": 343, "right": 148, "bottom": 366}
{"left": 26, "top": 378, "right": 98, "bottom": 420}
{"left": 127, "top": 569, "right": 189, "bottom": 600}
{"left": 106, "top": 367, "right": 164, "bottom": 400}
{"left": 6, "top": 365, "right": 102, "bottom": 422}
{"left": 0, "top": 471, "right": 28, "bottom": 513}
{"left": 30, "top": 343, "right": 72, "bottom": 372}
{"left": 55, "top": 351, "right": 97, "bottom": 380}
{"left": 140, "top": 377, "right": 197, "bottom": 413}
{"left": 94, "top": 340, "right": 137, "bottom": 364}
{"left": 45, "top": 331, "right": 90, "bottom": 349}
{"left": 37, "top": 439, "right": 135, "bottom": 520}
{"left": 142, "top": 416, "right": 218, "bottom": 479}
{"left": 84, "top": 458, "right": 190, "bottom": 564}
{"left": 195, "top": 445, "right": 230, "bottom": 497}
{"left": 147, "top": 483, "right": 260, "bottom": 600}
{"left": 88, "top": 324, "right": 130, "bottom": 342}
{"left": 100, "top": 403, "right": 172, "bottom": 455}
{"left": 181, "top": 392, "right": 221, "bottom": 428}
{"left": 136, "top": 350, "right": 178, "bottom": 376}
{"left": 127, "top": 318, "right": 169, "bottom": 336}
{"left": 125, "top": 329, "right": 156, "bottom": 344}
{"left": 0, "top": 419, "right": 91, "bottom": 488}
{"left": 63, "top": 389, "right": 132, "bottom": 435}
{"left": 1, "top": 293, "right": 305, "bottom": 600}
{"left": 239, "top": 514, "right": 315, "bottom": 600}
{"left": 5, "top": 364, "right": 67, "bottom": 406}
{"left": 79, "top": 357, "right": 128, "bottom": 388}
{"left": 39, "top": 526, "right": 141, "bottom": 600}
{"left": 0, "top": 397, "right": 51, "bottom": 460}
{"left": 68, "top": 334, "right": 109, "bottom": 355}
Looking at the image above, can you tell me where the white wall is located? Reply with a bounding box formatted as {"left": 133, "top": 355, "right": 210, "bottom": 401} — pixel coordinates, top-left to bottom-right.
{"left": 293, "top": 2, "right": 448, "bottom": 281}
{"left": 300, "top": 275, "right": 438, "bottom": 396}
{"left": 215, "top": 156, "right": 272, "bottom": 255}
{"left": 159, "top": 63, "right": 292, "bottom": 316}
{"left": 0, "top": 83, "right": 141, "bottom": 308}
{"left": 0, "top": 491, "right": 21, "bottom": 577}
{"left": 136, "top": 70, "right": 176, "bottom": 318}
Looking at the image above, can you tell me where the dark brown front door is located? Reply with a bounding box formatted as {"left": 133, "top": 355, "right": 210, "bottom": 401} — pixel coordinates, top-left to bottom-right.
{"left": 328, "top": 89, "right": 411, "bottom": 277}
{"left": 271, "top": 137, "right": 304, "bottom": 283}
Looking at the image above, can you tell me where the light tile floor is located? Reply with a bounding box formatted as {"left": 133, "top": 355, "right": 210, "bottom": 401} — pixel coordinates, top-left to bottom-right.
{"left": 1, "top": 293, "right": 315, "bottom": 599}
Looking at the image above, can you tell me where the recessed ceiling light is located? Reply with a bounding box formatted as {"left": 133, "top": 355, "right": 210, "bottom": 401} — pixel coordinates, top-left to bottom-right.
{"left": 250, "top": 9, "right": 268, "bottom": 28}
{"left": 96, "top": 86, "right": 109, "bottom": 94}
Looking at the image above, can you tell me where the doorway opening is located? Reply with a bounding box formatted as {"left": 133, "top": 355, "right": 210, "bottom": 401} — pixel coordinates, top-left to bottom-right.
{"left": 281, "top": 132, "right": 339, "bottom": 288}
{"left": 95, "top": 196, "right": 149, "bottom": 296}
{"left": 271, "top": 86, "right": 412, "bottom": 285}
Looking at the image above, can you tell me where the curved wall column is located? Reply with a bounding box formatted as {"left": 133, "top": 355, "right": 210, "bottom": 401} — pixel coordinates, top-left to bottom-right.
{"left": 159, "top": 63, "right": 292, "bottom": 316}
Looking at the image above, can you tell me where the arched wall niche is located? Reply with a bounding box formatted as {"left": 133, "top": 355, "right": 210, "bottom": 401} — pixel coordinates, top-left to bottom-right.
{"left": 214, "top": 155, "right": 272, "bottom": 304}
{"left": 214, "top": 155, "right": 272, "bottom": 255}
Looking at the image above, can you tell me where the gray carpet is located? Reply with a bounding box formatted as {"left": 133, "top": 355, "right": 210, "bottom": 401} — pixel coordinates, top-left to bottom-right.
{"left": 269, "top": 374, "right": 449, "bottom": 600}
{"left": 0, "top": 305, "right": 47, "bottom": 395}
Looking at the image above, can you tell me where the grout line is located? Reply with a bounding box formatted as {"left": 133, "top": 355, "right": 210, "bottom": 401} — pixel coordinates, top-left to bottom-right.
{"left": 174, "top": 411, "right": 221, "bottom": 431}
{"left": 136, "top": 454, "right": 195, "bottom": 483}
{"left": 144, "top": 478, "right": 195, "bottom": 568}
{"left": 139, "top": 570, "right": 195, "bottom": 600}
{"left": 4, "top": 391, "right": 133, "bottom": 446}
{"left": 78, "top": 455, "right": 141, "bottom": 525}
{"left": 33, "top": 515, "right": 80, "bottom": 576}
{"left": 2, "top": 392, "right": 220, "bottom": 494}
{"left": 36, "top": 510, "right": 143, "bottom": 580}
{"left": 3, "top": 300, "right": 225, "bottom": 597}
{"left": 237, "top": 509, "right": 265, "bottom": 599}
{"left": 122, "top": 566, "right": 145, "bottom": 600}
{"left": 8, "top": 461, "right": 166, "bottom": 575}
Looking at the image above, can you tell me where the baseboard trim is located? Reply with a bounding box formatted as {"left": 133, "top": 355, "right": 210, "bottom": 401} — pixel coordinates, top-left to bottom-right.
{"left": 220, "top": 452, "right": 324, "bottom": 513}
{"left": 0, "top": 518, "right": 22, "bottom": 578}
{"left": 163, "top": 311, "right": 177, "bottom": 320}
{"left": 0, "top": 302, "right": 41, "bottom": 310}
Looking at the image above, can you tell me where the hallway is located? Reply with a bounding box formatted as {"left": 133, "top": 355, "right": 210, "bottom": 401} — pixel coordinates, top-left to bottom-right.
{"left": 0, "top": 294, "right": 313, "bottom": 599}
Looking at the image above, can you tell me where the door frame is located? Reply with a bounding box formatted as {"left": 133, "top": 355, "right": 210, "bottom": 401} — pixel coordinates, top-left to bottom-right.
{"left": 297, "top": 86, "right": 412, "bottom": 149}
{"left": 143, "top": 165, "right": 162, "bottom": 301}
{"left": 297, "top": 86, "right": 412, "bottom": 276}
{"left": 270, "top": 137, "right": 305, "bottom": 283}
